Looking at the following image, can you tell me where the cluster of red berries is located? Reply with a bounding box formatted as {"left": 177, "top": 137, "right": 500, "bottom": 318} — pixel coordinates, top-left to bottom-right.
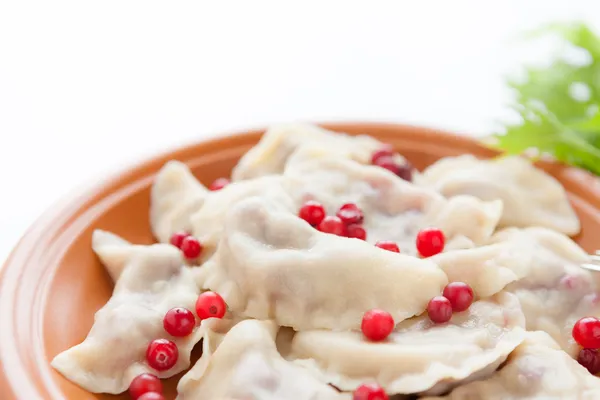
{"left": 371, "top": 145, "right": 413, "bottom": 182}
{"left": 427, "top": 282, "right": 474, "bottom": 324}
{"left": 299, "top": 201, "right": 367, "bottom": 240}
{"left": 359, "top": 283, "right": 473, "bottom": 343}
{"left": 573, "top": 316, "right": 600, "bottom": 374}
{"left": 128, "top": 291, "right": 227, "bottom": 400}
{"left": 170, "top": 232, "right": 203, "bottom": 260}
{"left": 299, "top": 198, "right": 445, "bottom": 259}
{"left": 355, "top": 282, "right": 473, "bottom": 399}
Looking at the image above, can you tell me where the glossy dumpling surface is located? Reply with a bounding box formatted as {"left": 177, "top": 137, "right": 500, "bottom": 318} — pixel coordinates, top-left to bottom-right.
{"left": 52, "top": 232, "right": 201, "bottom": 394}
{"left": 231, "top": 123, "right": 386, "bottom": 181}
{"left": 284, "top": 148, "right": 502, "bottom": 254}
{"left": 197, "top": 195, "right": 448, "bottom": 331}
{"left": 419, "top": 155, "right": 580, "bottom": 235}
{"left": 289, "top": 292, "right": 526, "bottom": 396}
{"left": 176, "top": 319, "right": 348, "bottom": 400}
{"left": 423, "top": 332, "right": 600, "bottom": 400}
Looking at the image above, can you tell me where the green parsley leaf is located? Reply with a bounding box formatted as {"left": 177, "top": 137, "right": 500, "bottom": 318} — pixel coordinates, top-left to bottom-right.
{"left": 492, "top": 22, "right": 600, "bottom": 174}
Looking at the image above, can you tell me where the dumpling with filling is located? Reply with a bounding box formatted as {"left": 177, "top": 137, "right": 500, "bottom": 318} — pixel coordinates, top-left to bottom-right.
{"left": 231, "top": 123, "right": 398, "bottom": 181}
{"left": 197, "top": 195, "right": 448, "bottom": 331}
{"left": 490, "top": 227, "right": 597, "bottom": 356}
{"left": 177, "top": 319, "right": 349, "bottom": 400}
{"left": 284, "top": 147, "right": 502, "bottom": 255}
{"left": 418, "top": 155, "right": 580, "bottom": 235}
{"left": 423, "top": 331, "right": 600, "bottom": 400}
{"left": 429, "top": 241, "right": 532, "bottom": 298}
{"left": 288, "top": 292, "right": 526, "bottom": 396}
{"left": 52, "top": 232, "right": 201, "bottom": 394}
{"left": 150, "top": 160, "right": 209, "bottom": 243}
{"left": 187, "top": 176, "right": 294, "bottom": 257}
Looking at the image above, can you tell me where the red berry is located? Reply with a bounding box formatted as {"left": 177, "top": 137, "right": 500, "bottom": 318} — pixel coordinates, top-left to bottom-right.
{"left": 209, "top": 177, "right": 230, "bottom": 191}
{"left": 375, "top": 241, "right": 400, "bottom": 253}
{"left": 578, "top": 348, "right": 600, "bottom": 374}
{"left": 299, "top": 200, "right": 326, "bottom": 226}
{"left": 374, "top": 156, "right": 400, "bottom": 175}
{"left": 442, "top": 282, "right": 474, "bottom": 312}
{"left": 353, "top": 382, "right": 389, "bottom": 400}
{"left": 395, "top": 162, "right": 413, "bottom": 182}
{"left": 169, "top": 231, "right": 190, "bottom": 249}
{"left": 195, "top": 291, "right": 227, "bottom": 320}
{"left": 336, "top": 203, "right": 364, "bottom": 225}
{"left": 146, "top": 339, "right": 178, "bottom": 371}
{"left": 317, "top": 216, "right": 346, "bottom": 236}
{"left": 371, "top": 147, "right": 395, "bottom": 165}
{"left": 573, "top": 317, "right": 600, "bottom": 348}
{"left": 427, "top": 296, "right": 453, "bottom": 323}
{"left": 373, "top": 153, "right": 413, "bottom": 182}
{"left": 138, "top": 393, "right": 165, "bottom": 400}
{"left": 346, "top": 224, "right": 367, "bottom": 240}
{"left": 416, "top": 228, "right": 445, "bottom": 257}
{"left": 129, "top": 373, "right": 162, "bottom": 400}
{"left": 163, "top": 307, "right": 196, "bottom": 337}
{"left": 361, "top": 309, "right": 395, "bottom": 342}
{"left": 180, "top": 236, "right": 203, "bottom": 259}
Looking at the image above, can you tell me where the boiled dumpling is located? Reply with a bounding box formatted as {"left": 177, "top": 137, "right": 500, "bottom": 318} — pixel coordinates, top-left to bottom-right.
{"left": 188, "top": 176, "right": 294, "bottom": 256}
{"left": 423, "top": 331, "right": 600, "bottom": 400}
{"left": 418, "top": 155, "right": 580, "bottom": 235}
{"left": 197, "top": 195, "right": 448, "bottom": 331}
{"left": 430, "top": 241, "right": 532, "bottom": 298}
{"left": 490, "top": 227, "right": 596, "bottom": 356}
{"left": 52, "top": 233, "right": 201, "bottom": 394}
{"left": 176, "top": 314, "right": 243, "bottom": 397}
{"left": 150, "top": 160, "right": 208, "bottom": 243}
{"left": 92, "top": 229, "right": 135, "bottom": 281}
{"left": 288, "top": 292, "right": 526, "bottom": 396}
{"left": 231, "top": 123, "right": 390, "bottom": 181}
{"left": 284, "top": 148, "right": 502, "bottom": 254}
{"left": 176, "top": 319, "right": 349, "bottom": 400}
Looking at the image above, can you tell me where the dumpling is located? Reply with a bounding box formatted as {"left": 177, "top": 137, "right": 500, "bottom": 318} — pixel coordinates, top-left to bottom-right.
{"left": 284, "top": 148, "right": 502, "bottom": 254}
{"left": 150, "top": 160, "right": 208, "bottom": 243}
{"left": 418, "top": 155, "right": 580, "bottom": 235}
{"left": 188, "top": 176, "right": 294, "bottom": 256}
{"left": 197, "top": 195, "right": 448, "bottom": 331}
{"left": 429, "top": 242, "right": 532, "bottom": 298}
{"left": 52, "top": 232, "right": 201, "bottom": 394}
{"left": 231, "top": 123, "right": 389, "bottom": 181}
{"left": 423, "top": 331, "right": 600, "bottom": 400}
{"left": 176, "top": 314, "right": 243, "bottom": 395}
{"left": 288, "top": 292, "right": 526, "bottom": 396}
{"left": 490, "top": 227, "right": 596, "bottom": 356}
{"left": 176, "top": 319, "right": 349, "bottom": 400}
{"left": 92, "top": 229, "right": 135, "bottom": 281}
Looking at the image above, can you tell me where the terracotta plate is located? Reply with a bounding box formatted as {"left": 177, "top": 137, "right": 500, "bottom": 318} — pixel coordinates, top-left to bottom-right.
{"left": 1, "top": 123, "right": 600, "bottom": 400}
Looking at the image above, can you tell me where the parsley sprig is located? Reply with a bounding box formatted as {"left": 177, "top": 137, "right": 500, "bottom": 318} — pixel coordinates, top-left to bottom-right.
{"left": 493, "top": 22, "right": 600, "bottom": 175}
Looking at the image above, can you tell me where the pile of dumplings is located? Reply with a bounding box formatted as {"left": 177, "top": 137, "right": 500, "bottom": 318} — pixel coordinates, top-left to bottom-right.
{"left": 52, "top": 124, "right": 600, "bottom": 399}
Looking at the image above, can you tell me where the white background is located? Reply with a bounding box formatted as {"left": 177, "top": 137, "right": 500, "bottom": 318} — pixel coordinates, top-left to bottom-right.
{"left": 0, "top": 1, "right": 599, "bottom": 263}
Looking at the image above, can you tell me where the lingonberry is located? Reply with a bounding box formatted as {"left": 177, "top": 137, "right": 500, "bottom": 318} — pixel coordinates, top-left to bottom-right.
{"left": 442, "top": 282, "right": 474, "bottom": 312}
{"left": 427, "top": 296, "right": 453, "bottom": 324}
{"left": 299, "top": 200, "right": 326, "bottom": 226}
{"left": 416, "top": 228, "right": 445, "bottom": 257}
{"left": 195, "top": 291, "right": 227, "bottom": 320}
{"left": 163, "top": 307, "right": 196, "bottom": 337}
{"left": 361, "top": 309, "right": 394, "bottom": 342}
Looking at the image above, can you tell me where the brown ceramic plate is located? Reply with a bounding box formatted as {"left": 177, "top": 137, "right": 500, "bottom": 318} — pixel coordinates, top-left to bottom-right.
{"left": 1, "top": 122, "right": 600, "bottom": 400}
